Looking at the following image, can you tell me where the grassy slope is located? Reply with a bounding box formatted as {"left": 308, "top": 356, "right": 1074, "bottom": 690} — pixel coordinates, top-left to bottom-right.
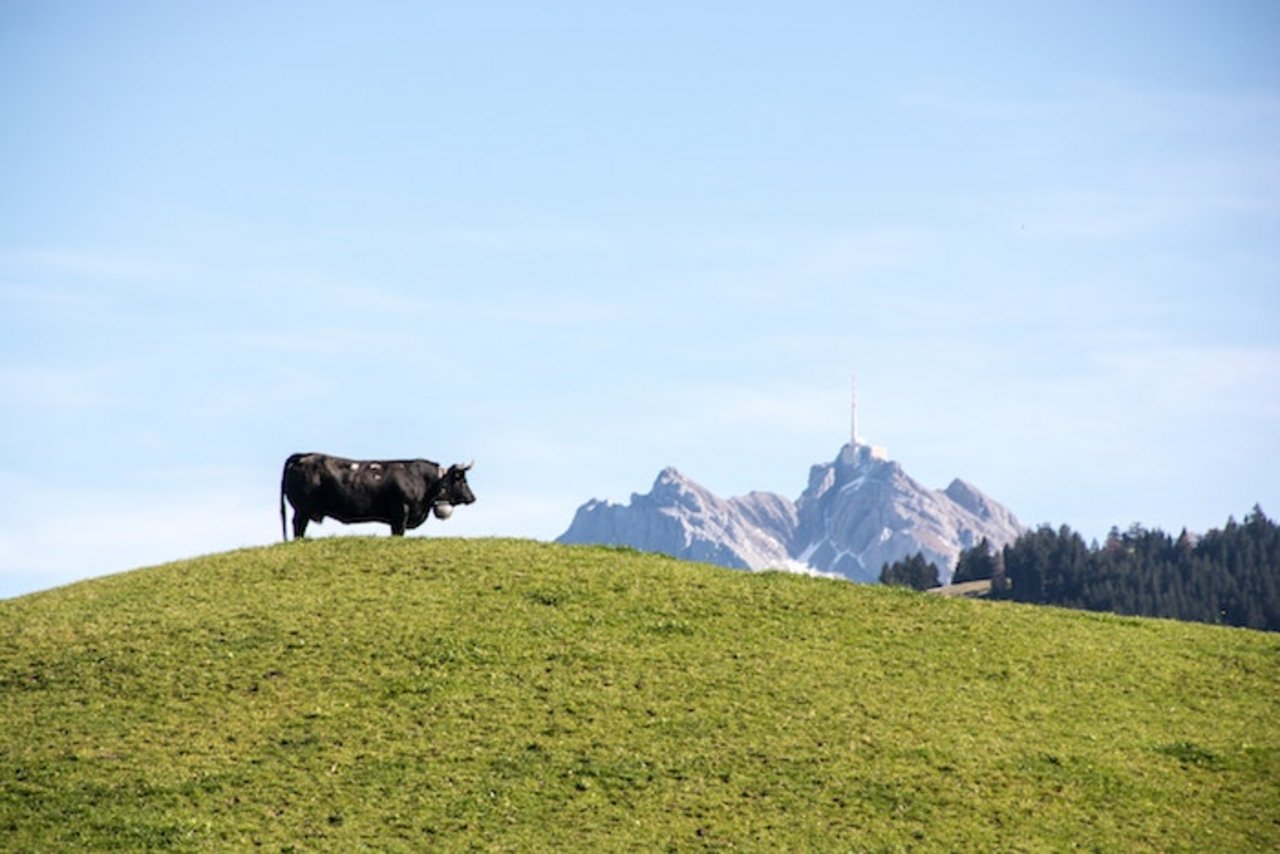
{"left": 1, "top": 538, "right": 1276, "bottom": 851}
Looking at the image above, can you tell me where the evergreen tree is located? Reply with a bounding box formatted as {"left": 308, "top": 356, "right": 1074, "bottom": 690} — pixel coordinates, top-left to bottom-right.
{"left": 989, "top": 507, "right": 1280, "bottom": 632}
{"left": 879, "top": 553, "right": 942, "bottom": 591}
{"left": 953, "top": 538, "right": 998, "bottom": 584}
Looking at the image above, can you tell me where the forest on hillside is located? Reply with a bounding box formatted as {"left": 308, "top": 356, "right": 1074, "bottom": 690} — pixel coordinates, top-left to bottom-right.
{"left": 942, "top": 506, "right": 1280, "bottom": 632}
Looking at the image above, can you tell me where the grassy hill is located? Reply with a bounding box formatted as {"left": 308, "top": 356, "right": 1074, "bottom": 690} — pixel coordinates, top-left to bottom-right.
{"left": 2, "top": 538, "right": 1277, "bottom": 850}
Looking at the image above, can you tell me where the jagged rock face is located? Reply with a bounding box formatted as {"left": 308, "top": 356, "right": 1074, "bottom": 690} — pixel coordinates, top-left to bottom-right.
{"left": 557, "top": 467, "right": 796, "bottom": 570}
{"left": 943, "top": 477, "right": 1023, "bottom": 532}
{"left": 557, "top": 447, "right": 1025, "bottom": 583}
{"left": 729, "top": 490, "right": 799, "bottom": 548}
{"left": 792, "top": 446, "right": 1024, "bottom": 583}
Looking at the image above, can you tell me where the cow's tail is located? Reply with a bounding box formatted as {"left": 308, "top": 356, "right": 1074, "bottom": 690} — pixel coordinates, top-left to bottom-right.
{"left": 280, "top": 456, "right": 292, "bottom": 542}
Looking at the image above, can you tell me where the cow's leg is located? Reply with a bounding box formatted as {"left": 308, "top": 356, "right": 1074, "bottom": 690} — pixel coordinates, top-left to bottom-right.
{"left": 389, "top": 504, "right": 408, "bottom": 536}
{"left": 292, "top": 510, "right": 309, "bottom": 539}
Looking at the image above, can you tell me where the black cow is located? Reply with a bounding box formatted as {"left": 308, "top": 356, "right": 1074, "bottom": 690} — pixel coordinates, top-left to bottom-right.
{"left": 280, "top": 452, "right": 475, "bottom": 541}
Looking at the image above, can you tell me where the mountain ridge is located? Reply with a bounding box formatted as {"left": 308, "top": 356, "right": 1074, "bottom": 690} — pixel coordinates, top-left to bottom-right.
{"left": 558, "top": 444, "right": 1025, "bottom": 583}
{"left": 559, "top": 466, "right": 799, "bottom": 572}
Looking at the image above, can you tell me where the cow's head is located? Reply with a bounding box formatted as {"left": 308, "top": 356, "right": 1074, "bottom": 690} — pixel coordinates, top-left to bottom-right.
{"left": 438, "top": 461, "right": 476, "bottom": 509}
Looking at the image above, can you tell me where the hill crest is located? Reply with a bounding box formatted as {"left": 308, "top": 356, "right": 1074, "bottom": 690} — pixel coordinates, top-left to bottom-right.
{"left": 2, "top": 539, "right": 1275, "bottom": 850}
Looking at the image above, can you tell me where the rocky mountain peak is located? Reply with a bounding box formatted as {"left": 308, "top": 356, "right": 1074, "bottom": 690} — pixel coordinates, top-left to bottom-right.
{"left": 644, "top": 467, "right": 707, "bottom": 509}
{"left": 559, "top": 467, "right": 796, "bottom": 571}
{"left": 558, "top": 445, "right": 1025, "bottom": 584}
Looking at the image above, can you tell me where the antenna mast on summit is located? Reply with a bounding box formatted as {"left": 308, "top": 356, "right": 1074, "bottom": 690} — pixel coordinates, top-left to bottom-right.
{"left": 850, "top": 373, "right": 858, "bottom": 448}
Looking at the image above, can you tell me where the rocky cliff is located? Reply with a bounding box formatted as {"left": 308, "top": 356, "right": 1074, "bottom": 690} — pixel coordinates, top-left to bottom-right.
{"left": 557, "top": 445, "right": 1025, "bottom": 583}
{"left": 557, "top": 467, "right": 796, "bottom": 571}
{"left": 792, "top": 445, "right": 1025, "bottom": 583}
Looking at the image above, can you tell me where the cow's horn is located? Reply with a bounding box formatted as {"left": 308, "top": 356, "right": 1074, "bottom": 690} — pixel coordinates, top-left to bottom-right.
{"left": 457, "top": 460, "right": 474, "bottom": 472}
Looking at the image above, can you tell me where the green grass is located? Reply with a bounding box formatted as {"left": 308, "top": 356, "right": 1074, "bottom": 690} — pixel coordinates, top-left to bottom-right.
{"left": 2, "top": 538, "right": 1277, "bottom": 850}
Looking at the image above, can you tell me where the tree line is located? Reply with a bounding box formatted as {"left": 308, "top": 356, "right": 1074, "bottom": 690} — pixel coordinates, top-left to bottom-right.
{"left": 880, "top": 506, "right": 1280, "bottom": 632}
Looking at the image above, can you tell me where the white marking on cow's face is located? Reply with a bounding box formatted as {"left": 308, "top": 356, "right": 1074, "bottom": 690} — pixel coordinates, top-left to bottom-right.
{"left": 369, "top": 463, "right": 382, "bottom": 470}
{"left": 350, "top": 463, "right": 359, "bottom": 471}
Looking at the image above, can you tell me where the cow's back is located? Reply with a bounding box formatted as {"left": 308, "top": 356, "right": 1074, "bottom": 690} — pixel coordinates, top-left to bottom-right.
{"left": 284, "top": 453, "right": 439, "bottom": 513}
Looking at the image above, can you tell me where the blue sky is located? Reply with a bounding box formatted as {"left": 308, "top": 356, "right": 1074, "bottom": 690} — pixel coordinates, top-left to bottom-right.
{"left": 2, "top": 1, "right": 1278, "bottom": 597}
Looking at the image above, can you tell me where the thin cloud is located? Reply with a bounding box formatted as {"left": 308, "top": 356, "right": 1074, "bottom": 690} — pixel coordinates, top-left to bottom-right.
{"left": 0, "top": 364, "right": 121, "bottom": 410}
{"left": 0, "top": 247, "right": 192, "bottom": 282}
